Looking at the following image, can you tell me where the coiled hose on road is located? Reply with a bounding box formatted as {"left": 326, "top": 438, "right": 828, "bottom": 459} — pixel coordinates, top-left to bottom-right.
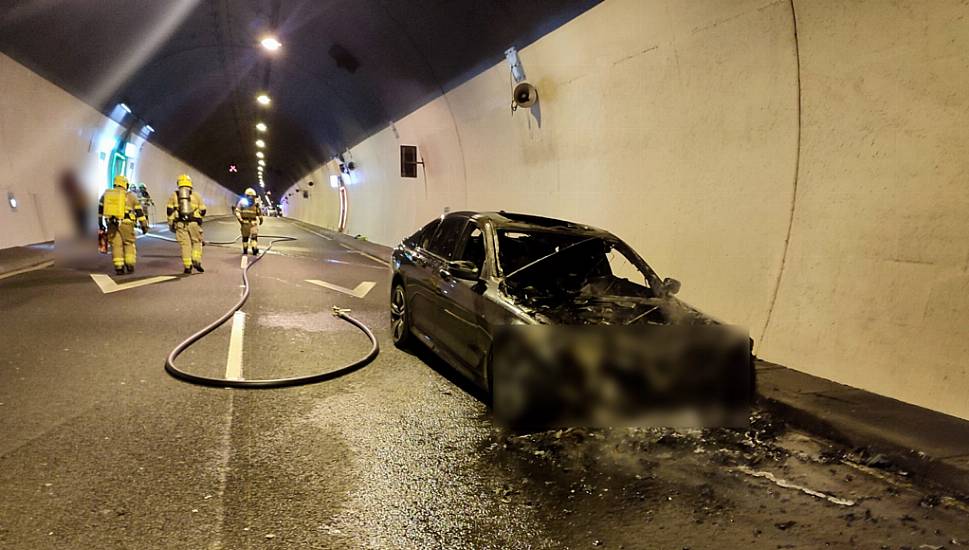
{"left": 149, "top": 231, "right": 380, "bottom": 388}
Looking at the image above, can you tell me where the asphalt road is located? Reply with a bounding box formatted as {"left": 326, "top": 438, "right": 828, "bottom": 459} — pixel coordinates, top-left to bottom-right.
{"left": 1, "top": 218, "right": 967, "bottom": 549}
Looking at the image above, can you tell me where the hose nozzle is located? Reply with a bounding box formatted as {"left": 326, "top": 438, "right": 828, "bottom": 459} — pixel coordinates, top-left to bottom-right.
{"left": 331, "top": 306, "right": 351, "bottom": 317}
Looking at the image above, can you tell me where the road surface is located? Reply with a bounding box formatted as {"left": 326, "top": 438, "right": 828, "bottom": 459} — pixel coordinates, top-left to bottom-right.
{"left": 0, "top": 218, "right": 966, "bottom": 549}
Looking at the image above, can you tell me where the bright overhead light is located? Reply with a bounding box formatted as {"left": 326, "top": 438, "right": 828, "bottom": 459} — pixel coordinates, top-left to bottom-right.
{"left": 260, "top": 182, "right": 266, "bottom": 187}
{"left": 119, "top": 103, "right": 132, "bottom": 114}
{"left": 256, "top": 151, "right": 264, "bottom": 159}
{"left": 255, "top": 122, "right": 267, "bottom": 132}
{"left": 260, "top": 36, "right": 282, "bottom": 51}
{"left": 255, "top": 139, "right": 266, "bottom": 148}
{"left": 143, "top": 125, "right": 155, "bottom": 134}
{"left": 258, "top": 160, "right": 266, "bottom": 166}
{"left": 256, "top": 94, "right": 271, "bottom": 106}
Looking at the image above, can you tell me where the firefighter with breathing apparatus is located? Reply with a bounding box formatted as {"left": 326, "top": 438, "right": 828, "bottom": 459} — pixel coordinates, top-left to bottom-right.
{"left": 98, "top": 175, "right": 149, "bottom": 275}
{"left": 234, "top": 188, "right": 264, "bottom": 255}
{"left": 166, "top": 174, "right": 207, "bottom": 274}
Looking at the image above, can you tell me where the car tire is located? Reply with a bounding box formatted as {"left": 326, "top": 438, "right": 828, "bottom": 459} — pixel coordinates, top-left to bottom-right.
{"left": 390, "top": 282, "right": 413, "bottom": 349}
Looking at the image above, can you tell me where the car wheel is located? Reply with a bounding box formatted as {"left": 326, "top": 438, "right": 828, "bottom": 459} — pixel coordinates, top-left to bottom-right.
{"left": 390, "top": 282, "right": 413, "bottom": 349}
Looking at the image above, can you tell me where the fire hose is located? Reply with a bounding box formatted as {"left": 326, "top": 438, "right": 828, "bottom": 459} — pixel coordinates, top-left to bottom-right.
{"left": 150, "top": 230, "right": 379, "bottom": 388}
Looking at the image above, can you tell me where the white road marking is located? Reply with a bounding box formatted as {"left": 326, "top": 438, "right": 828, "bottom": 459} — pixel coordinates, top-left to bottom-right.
{"left": 300, "top": 226, "right": 333, "bottom": 240}
{"left": 90, "top": 273, "right": 177, "bottom": 294}
{"left": 225, "top": 311, "right": 246, "bottom": 381}
{"left": 351, "top": 250, "right": 391, "bottom": 267}
{"left": 0, "top": 260, "right": 54, "bottom": 281}
{"left": 241, "top": 255, "right": 249, "bottom": 269}
{"left": 305, "top": 279, "right": 376, "bottom": 298}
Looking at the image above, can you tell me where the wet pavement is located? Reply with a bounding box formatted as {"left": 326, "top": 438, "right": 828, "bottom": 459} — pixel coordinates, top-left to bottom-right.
{"left": 1, "top": 218, "right": 967, "bottom": 549}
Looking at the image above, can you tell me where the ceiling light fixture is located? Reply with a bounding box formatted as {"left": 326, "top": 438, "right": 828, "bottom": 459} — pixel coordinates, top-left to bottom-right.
{"left": 255, "top": 139, "right": 266, "bottom": 148}
{"left": 255, "top": 122, "right": 267, "bottom": 132}
{"left": 258, "top": 160, "right": 266, "bottom": 166}
{"left": 256, "top": 94, "right": 271, "bottom": 106}
{"left": 256, "top": 151, "right": 264, "bottom": 159}
{"left": 260, "top": 36, "right": 282, "bottom": 52}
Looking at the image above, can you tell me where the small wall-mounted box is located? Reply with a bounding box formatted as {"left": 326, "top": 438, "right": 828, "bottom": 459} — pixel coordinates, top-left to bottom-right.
{"left": 400, "top": 145, "right": 419, "bottom": 178}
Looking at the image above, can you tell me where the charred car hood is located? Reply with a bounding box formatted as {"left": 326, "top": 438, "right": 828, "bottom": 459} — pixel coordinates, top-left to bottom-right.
{"left": 519, "top": 293, "right": 716, "bottom": 326}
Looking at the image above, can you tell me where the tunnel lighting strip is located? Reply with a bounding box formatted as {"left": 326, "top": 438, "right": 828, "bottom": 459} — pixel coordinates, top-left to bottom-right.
{"left": 158, "top": 232, "right": 379, "bottom": 389}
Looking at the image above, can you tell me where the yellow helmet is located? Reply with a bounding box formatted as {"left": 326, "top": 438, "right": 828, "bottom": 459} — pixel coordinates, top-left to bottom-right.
{"left": 176, "top": 174, "right": 193, "bottom": 188}
{"left": 113, "top": 175, "right": 129, "bottom": 189}
{"left": 244, "top": 187, "right": 257, "bottom": 196}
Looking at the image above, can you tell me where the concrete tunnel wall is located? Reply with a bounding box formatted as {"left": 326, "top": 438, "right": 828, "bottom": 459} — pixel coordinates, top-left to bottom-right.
{"left": 0, "top": 52, "right": 238, "bottom": 250}
{"left": 282, "top": 0, "right": 969, "bottom": 420}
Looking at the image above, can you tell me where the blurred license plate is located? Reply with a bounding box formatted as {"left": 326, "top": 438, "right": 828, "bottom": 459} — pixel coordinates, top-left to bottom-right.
{"left": 491, "top": 325, "right": 753, "bottom": 429}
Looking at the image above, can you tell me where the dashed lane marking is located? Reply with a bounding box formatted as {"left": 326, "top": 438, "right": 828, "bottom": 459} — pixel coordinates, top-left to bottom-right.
{"left": 225, "top": 311, "right": 246, "bottom": 381}
{"left": 305, "top": 279, "right": 376, "bottom": 298}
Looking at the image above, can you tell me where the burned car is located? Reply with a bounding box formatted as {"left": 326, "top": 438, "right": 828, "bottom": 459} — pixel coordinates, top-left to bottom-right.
{"left": 390, "top": 211, "right": 753, "bottom": 425}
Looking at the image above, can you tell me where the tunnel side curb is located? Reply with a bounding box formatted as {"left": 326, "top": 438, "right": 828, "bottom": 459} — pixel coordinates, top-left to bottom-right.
{"left": 756, "top": 361, "right": 969, "bottom": 498}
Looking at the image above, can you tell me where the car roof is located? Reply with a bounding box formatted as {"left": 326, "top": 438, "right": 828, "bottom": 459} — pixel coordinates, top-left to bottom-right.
{"left": 443, "top": 210, "right": 613, "bottom": 237}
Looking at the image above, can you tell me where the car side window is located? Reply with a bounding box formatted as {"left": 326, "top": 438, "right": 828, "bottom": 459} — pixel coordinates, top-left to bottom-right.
{"left": 426, "top": 217, "right": 466, "bottom": 258}
{"left": 454, "top": 223, "right": 486, "bottom": 271}
{"left": 417, "top": 219, "right": 440, "bottom": 250}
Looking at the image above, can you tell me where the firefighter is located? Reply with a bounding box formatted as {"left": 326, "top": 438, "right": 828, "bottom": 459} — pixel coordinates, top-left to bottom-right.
{"left": 98, "top": 175, "right": 149, "bottom": 275}
{"left": 234, "top": 188, "right": 263, "bottom": 255}
{"left": 166, "top": 174, "right": 207, "bottom": 274}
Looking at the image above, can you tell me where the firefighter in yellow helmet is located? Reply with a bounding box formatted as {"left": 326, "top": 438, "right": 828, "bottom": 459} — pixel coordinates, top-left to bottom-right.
{"left": 234, "top": 188, "right": 264, "bottom": 255}
{"left": 98, "top": 175, "right": 149, "bottom": 275}
{"left": 166, "top": 174, "right": 207, "bottom": 274}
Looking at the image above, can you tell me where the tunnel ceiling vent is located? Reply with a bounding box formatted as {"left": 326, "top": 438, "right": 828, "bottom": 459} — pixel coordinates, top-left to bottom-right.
{"left": 329, "top": 44, "right": 360, "bottom": 74}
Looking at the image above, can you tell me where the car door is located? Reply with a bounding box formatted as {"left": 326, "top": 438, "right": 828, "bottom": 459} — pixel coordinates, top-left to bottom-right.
{"left": 404, "top": 219, "right": 439, "bottom": 337}
{"left": 434, "top": 221, "right": 494, "bottom": 378}
{"left": 410, "top": 216, "right": 465, "bottom": 347}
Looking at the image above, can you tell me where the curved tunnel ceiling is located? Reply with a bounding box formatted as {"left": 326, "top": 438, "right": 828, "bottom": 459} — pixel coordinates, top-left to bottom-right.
{"left": 0, "top": 0, "right": 600, "bottom": 194}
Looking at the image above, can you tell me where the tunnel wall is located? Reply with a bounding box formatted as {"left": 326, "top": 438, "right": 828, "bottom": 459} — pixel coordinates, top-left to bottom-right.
{"left": 282, "top": 0, "right": 969, "bottom": 420}
{"left": 0, "top": 52, "right": 237, "bottom": 249}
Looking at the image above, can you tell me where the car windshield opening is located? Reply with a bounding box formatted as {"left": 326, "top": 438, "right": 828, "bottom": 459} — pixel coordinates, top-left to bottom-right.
{"left": 498, "top": 229, "right": 658, "bottom": 305}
